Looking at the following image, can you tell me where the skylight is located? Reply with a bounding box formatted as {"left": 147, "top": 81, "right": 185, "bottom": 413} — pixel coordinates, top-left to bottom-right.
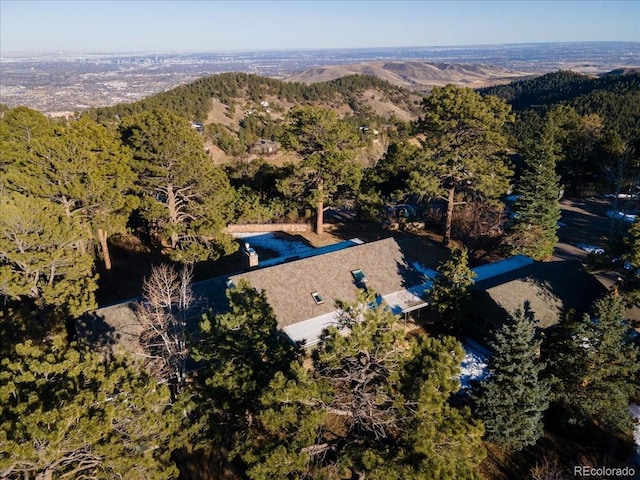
{"left": 351, "top": 269, "right": 367, "bottom": 283}
{"left": 311, "top": 291, "right": 324, "bottom": 305}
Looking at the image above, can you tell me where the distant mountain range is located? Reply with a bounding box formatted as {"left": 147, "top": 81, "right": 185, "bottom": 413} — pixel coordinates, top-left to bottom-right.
{"left": 285, "top": 61, "right": 534, "bottom": 91}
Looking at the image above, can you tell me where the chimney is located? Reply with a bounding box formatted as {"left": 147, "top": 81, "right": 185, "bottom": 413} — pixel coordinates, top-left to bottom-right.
{"left": 243, "top": 242, "right": 259, "bottom": 269}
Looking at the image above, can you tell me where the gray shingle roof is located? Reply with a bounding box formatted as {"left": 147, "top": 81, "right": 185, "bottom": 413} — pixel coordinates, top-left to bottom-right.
{"left": 470, "top": 260, "right": 607, "bottom": 328}
{"left": 223, "top": 237, "right": 424, "bottom": 328}
{"left": 78, "top": 238, "right": 429, "bottom": 352}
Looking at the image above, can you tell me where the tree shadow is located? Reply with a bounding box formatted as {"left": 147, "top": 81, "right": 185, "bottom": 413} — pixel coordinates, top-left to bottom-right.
{"left": 75, "top": 306, "right": 130, "bottom": 355}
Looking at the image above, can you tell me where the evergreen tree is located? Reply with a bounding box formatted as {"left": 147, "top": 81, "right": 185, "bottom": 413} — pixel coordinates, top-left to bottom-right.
{"left": 278, "top": 106, "right": 363, "bottom": 234}
{"left": 192, "top": 279, "right": 300, "bottom": 448}
{"left": 240, "top": 293, "right": 485, "bottom": 480}
{"left": 427, "top": 245, "right": 476, "bottom": 329}
{"left": 624, "top": 217, "right": 640, "bottom": 268}
{"left": 0, "top": 335, "right": 182, "bottom": 479}
{"left": 0, "top": 192, "right": 98, "bottom": 319}
{"left": 60, "top": 116, "right": 139, "bottom": 271}
{"left": 412, "top": 85, "right": 513, "bottom": 245}
{"left": 546, "top": 294, "right": 640, "bottom": 434}
{"left": 506, "top": 118, "right": 562, "bottom": 260}
{"left": 120, "top": 109, "right": 236, "bottom": 263}
{"left": 475, "top": 304, "right": 549, "bottom": 450}
{"left": 1, "top": 109, "right": 138, "bottom": 271}
{"left": 367, "top": 140, "right": 419, "bottom": 200}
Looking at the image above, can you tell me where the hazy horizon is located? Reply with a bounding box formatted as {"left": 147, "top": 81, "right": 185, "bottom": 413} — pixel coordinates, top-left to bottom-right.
{"left": 2, "top": 40, "right": 639, "bottom": 59}
{"left": 1, "top": 1, "right": 638, "bottom": 56}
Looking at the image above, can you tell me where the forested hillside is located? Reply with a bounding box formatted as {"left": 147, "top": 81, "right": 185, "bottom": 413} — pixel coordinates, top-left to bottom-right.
{"left": 480, "top": 70, "right": 640, "bottom": 141}
{"left": 87, "top": 72, "right": 421, "bottom": 124}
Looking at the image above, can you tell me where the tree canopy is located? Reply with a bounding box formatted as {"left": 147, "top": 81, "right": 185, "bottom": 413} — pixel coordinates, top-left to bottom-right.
{"left": 193, "top": 279, "right": 301, "bottom": 447}
{"left": 427, "top": 245, "right": 476, "bottom": 329}
{"left": 239, "top": 293, "right": 485, "bottom": 480}
{"left": 278, "top": 106, "right": 363, "bottom": 233}
{"left": 475, "top": 304, "right": 549, "bottom": 450}
{"left": 0, "top": 191, "right": 98, "bottom": 319}
{"left": 546, "top": 294, "right": 640, "bottom": 435}
{"left": 413, "top": 85, "right": 513, "bottom": 245}
{"left": 120, "top": 109, "right": 236, "bottom": 263}
{"left": 0, "top": 335, "right": 182, "bottom": 480}
{"left": 505, "top": 115, "right": 562, "bottom": 260}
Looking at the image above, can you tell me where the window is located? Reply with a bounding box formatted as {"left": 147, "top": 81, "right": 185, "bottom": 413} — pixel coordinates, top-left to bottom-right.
{"left": 311, "top": 291, "right": 324, "bottom": 305}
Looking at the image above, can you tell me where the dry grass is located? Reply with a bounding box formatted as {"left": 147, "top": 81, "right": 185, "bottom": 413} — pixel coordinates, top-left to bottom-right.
{"left": 479, "top": 422, "right": 636, "bottom": 480}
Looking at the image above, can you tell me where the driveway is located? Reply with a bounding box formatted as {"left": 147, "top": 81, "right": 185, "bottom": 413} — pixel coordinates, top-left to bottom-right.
{"left": 553, "top": 197, "right": 612, "bottom": 261}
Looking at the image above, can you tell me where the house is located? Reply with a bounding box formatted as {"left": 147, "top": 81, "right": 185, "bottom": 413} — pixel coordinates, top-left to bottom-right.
{"left": 78, "top": 238, "right": 439, "bottom": 352}
{"left": 78, "top": 236, "right": 608, "bottom": 354}
{"left": 209, "top": 237, "right": 431, "bottom": 347}
{"left": 468, "top": 259, "right": 607, "bottom": 335}
{"left": 249, "top": 139, "right": 279, "bottom": 155}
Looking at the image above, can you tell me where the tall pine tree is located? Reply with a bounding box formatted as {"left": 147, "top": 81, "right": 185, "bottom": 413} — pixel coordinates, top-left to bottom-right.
{"left": 0, "top": 192, "right": 98, "bottom": 320}
{"left": 506, "top": 118, "right": 562, "bottom": 260}
{"left": 278, "top": 106, "right": 363, "bottom": 234}
{"left": 0, "top": 335, "right": 182, "bottom": 479}
{"left": 412, "top": 85, "right": 513, "bottom": 245}
{"left": 192, "top": 279, "right": 301, "bottom": 449}
{"left": 120, "top": 109, "right": 236, "bottom": 263}
{"left": 475, "top": 304, "right": 549, "bottom": 450}
{"left": 547, "top": 294, "right": 640, "bottom": 435}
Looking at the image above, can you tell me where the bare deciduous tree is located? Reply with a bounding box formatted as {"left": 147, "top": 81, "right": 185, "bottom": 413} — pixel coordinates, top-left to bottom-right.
{"left": 135, "top": 264, "right": 196, "bottom": 393}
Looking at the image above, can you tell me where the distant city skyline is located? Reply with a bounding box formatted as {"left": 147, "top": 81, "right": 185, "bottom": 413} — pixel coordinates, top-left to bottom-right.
{"left": 1, "top": 0, "right": 638, "bottom": 55}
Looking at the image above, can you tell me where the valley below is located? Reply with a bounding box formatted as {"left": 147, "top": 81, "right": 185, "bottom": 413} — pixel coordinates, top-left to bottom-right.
{"left": 1, "top": 41, "right": 638, "bottom": 115}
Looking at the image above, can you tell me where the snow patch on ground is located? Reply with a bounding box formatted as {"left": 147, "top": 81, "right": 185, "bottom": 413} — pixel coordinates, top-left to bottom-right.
{"left": 234, "top": 232, "right": 313, "bottom": 258}
{"left": 232, "top": 233, "right": 363, "bottom": 268}
{"left": 459, "top": 338, "right": 490, "bottom": 391}
{"left": 630, "top": 403, "right": 640, "bottom": 462}
{"left": 607, "top": 210, "right": 637, "bottom": 223}
{"left": 576, "top": 243, "right": 605, "bottom": 254}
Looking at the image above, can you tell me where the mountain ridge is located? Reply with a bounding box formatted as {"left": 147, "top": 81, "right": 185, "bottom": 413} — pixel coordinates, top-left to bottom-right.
{"left": 285, "top": 61, "right": 535, "bottom": 91}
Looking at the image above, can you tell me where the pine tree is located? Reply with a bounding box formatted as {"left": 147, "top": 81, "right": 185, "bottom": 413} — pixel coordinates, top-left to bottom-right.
{"left": 0, "top": 192, "right": 98, "bottom": 319}
{"left": 0, "top": 335, "right": 182, "bottom": 479}
{"left": 427, "top": 245, "right": 476, "bottom": 329}
{"left": 624, "top": 217, "right": 640, "bottom": 268}
{"left": 506, "top": 118, "right": 562, "bottom": 260}
{"left": 1, "top": 109, "right": 139, "bottom": 270}
{"left": 239, "top": 293, "right": 485, "bottom": 480}
{"left": 192, "top": 279, "right": 301, "bottom": 447}
{"left": 413, "top": 85, "right": 513, "bottom": 245}
{"left": 120, "top": 109, "right": 236, "bottom": 263}
{"left": 278, "top": 106, "right": 363, "bottom": 234}
{"left": 475, "top": 304, "right": 549, "bottom": 450}
{"left": 547, "top": 294, "right": 640, "bottom": 434}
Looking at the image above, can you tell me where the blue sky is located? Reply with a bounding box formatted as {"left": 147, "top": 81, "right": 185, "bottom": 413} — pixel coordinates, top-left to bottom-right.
{"left": 1, "top": 0, "right": 638, "bottom": 54}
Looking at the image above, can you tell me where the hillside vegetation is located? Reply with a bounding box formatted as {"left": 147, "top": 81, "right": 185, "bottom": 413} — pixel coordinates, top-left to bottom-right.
{"left": 480, "top": 70, "right": 640, "bottom": 140}
{"left": 88, "top": 72, "right": 422, "bottom": 124}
